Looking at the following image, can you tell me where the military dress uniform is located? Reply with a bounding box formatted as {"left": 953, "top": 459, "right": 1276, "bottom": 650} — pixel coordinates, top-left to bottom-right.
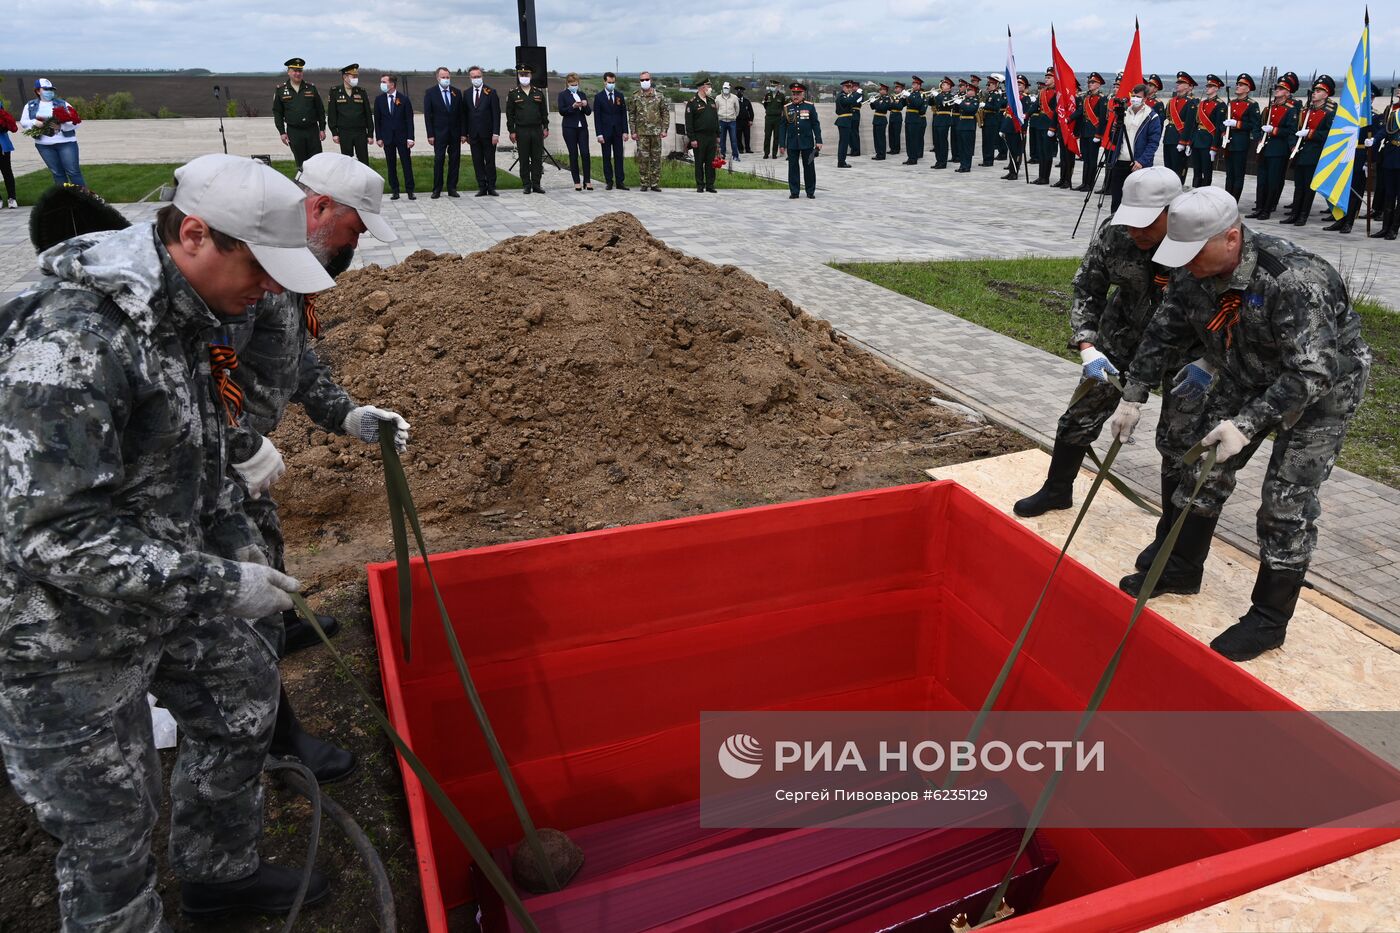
{"left": 1031, "top": 80, "right": 1065, "bottom": 185}
{"left": 762, "top": 87, "right": 787, "bottom": 158}
{"left": 1001, "top": 79, "right": 1033, "bottom": 179}
{"left": 1280, "top": 76, "right": 1337, "bottom": 225}
{"left": 1323, "top": 95, "right": 1378, "bottom": 234}
{"left": 888, "top": 85, "right": 906, "bottom": 155}
{"left": 1075, "top": 78, "right": 1108, "bottom": 191}
{"left": 686, "top": 93, "right": 720, "bottom": 191}
{"left": 1222, "top": 75, "right": 1262, "bottom": 201}
{"left": 506, "top": 76, "right": 550, "bottom": 192}
{"left": 902, "top": 80, "right": 928, "bottom": 164}
{"left": 981, "top": 80, "right": 1007, "bottom": 166}
{"left": 1162, "top": 74, "right": 1198, "bottom": 182}
{"left": 953, "top": 89, "right": 980, "bottom": 171}
{"left": 326, "top": 64, "right": 373, "bottom": 164}
{"left": 848, "top": 85, "right": 863, "bottom": 156}
{"left": 1372, "top": 99, "right": 1400, "bottom": 239}
{"left": 1190, "top": 76, "right": 1228, "bottom": 189}
{"left": 272, "top": 58, "right": 326, "bottom": 168}
{"left": 628, "top": 89, "right": 671, "bottom": 189}
{"left": 780, "top": 86, "right": 822, "bottom": 198}
{"left": 869, "top": 87, "right": 893, "bottom": 160}
{"left": 834, "top": 84, "right": 860, "bottom": 166}
{"left": 1249, "top": 73, "right": 1301, "bottom": 219}
{"left": 930, "top": 82, "right": 955, "bottom": 168}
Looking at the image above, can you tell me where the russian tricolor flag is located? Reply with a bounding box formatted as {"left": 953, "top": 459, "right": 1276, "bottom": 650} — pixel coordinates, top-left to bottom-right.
{"left": 1005, "top": 27, "right": 1026, "bottom": 132}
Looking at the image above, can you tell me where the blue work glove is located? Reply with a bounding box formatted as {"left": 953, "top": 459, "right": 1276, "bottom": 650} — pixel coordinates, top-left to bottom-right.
{"left": 1170, "top": 358, "right": 1216, "bottom": 402}
{"left": 1080, "top": 347, "right": 1119, "bottom": 383}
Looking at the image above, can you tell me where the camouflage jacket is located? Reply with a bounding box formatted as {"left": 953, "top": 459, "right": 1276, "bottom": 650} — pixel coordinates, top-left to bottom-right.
{"left": 627, "top": 90, "right": 670, "bottom": 135}
{"left": 1124, "top": 226, "right": 1371, "bottom": 438}
{"left": 1070, "top": 220, "right": 1185, "bottom": 369}
{"left": 0, "top": 225, "right": 254, "bottom": 664}
{"left": 223, "top": 291, "right": 356, "bottom": 464}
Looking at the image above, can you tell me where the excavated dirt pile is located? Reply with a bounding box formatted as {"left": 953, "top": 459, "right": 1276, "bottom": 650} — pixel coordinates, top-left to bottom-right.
{"left": 273, "top": 212, "right": 1026, "bottom": 565}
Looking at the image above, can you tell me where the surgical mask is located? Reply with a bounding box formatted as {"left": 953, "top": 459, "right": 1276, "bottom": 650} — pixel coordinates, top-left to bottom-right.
{"left": 438, "top": 77, "right": 451, "bottom": 89}
{"left": 380, "top": 82, "right": 389, "bottom": 93}
{"left": 40, "top": 90, "right": 54, "bottom": 101}
{"left": 1130, "top": 96, "right": 1143, "bottom": 108}
{"left": 640, "top": 80, "right": 651, "bottom": 90}
{"left": 568, "top": 84, "right": 579, "bottom": 92}
{"left": 471, "top": 77, "right": 483, "bottom": 88}
{"left": 520, "top": 77, "right": 531, "bottom": 87}
{"left": 349, "top": 77, "right": 359, "bottom": 87}
{"left": 606, "top": 82, "right": 616, "bottom": 91}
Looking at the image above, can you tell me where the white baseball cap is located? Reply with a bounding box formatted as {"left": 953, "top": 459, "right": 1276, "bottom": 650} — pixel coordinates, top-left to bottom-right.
{"left": 722, "top": 82, "right": 732, "bottom": 90}
{"left": 296, "top": 153, "right": 399, "bottom": 243}
{"left": 1154, "top": 186, "right": 1241, "bottom": 267}
{"left": 173, "top": 155, "right": 333, "bottom": 293}
{"left": 1110, "top": 166, "right": 1182, "bottom": 228}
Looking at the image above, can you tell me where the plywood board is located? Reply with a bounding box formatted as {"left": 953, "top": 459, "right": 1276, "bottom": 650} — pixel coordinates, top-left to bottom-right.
{"left": 928, "top": 449, "right": 1400, "bottom": 931}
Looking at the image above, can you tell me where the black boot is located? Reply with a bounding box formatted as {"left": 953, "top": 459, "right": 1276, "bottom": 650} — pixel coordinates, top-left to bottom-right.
{"left": 181, "top": 862, "right": 330, "bottom": 919}
{"left": 1013, "top": 442, "right": 1089, "bottom": 517}
{"left": 270, "top": 688, "right": 357, "bottom": 783}
{"left": 1135, "top": 472, "right": 1180, "bottom": 571}
{"left": 1119, "top": 510, "right": 1218, "bottom": 599}
{"left": 283, "top": 608, "right": 340, "bottom": 655}
{"left": 1210, "top": 566, "right": 1305, "bottom": 662}
{"left": 1371, "top": 209, "right": 1393, "bottom": 237}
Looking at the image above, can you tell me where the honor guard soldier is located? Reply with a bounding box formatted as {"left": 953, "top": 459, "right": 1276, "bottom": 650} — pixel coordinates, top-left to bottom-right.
{"left": 888, "top": 81, "right": 906, "bottom": 155}
{"left": 835, "top": 79, "right": 860, "bottom": 167}
{"left": 779, "top": 82, "right": 822, "bottom": 198}
{"left": 953, "top": 79, "right": 980, "bottom": 171}
{"left": 762, "top": 80, "right": 787, "bottom": 158}
{"left": 506, "top": 66, "right": 550, "bottom": 194}
{"left": 1221, "top": 73, "right": 1261, "bottom": 201}
{"left": 848, "top": 80, "right": 864, "bottom": 156}
{"left": 273, "top": 57, "right": 326, "bottom": 168}
{"left": 1031, "top": 70, "right": 1064, "bottom": 185}
{"left": 869, "top": 83, "right": 894, "bottom": 160}
{"left": 327, "top": 64, "right": 373, "bottom": 164}
{"left": 1076, "top": 72, "right": 1108, "bottom": 191}
{"left": 1279, "top": 75, "right": 1336, "bottom": 226}
{"left": 1190, "top": 74, "right": 1227, "bottom": 189}
{"left": 685, "top": 79, "right": 720, "bottom": 192}
{"left": 981, "top": 74, "right": 1007, "bottom": 166}
{"left": 1248, "top": 71, "right": 1300, "bottom": 219}
{"left": 1373, "top": 87, "right": 1400, "bottom": 240}
{"left": 930, "top": 77, "right": 955, "bottom": 168}
{"left": 1163, "top": 71, "right": 1197, "bottom": 182}
{"left": 1002, "top": 74, "right": 1033, "bottom": 179}
{"left": 902, "top": 76, "right": 928, "bottom": 164}
{"left": 1325, "top": 83, "right": 1382, "bottom": 234}
{"left": 1145, "top": 74, "right": 1165, "bottom": 117}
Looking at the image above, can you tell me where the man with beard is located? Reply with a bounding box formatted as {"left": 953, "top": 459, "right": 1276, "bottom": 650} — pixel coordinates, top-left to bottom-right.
{"left": 224, "top": 153, "right": 409, "bottom": 781}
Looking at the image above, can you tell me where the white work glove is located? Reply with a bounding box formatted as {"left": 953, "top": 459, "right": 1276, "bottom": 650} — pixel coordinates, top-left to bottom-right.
{"left": 232, "top": 437, "right": 286, "bottom": 500}
{"left": 233, "top": 544, "right": 269, "bottom": 566}
{"left": 229, "top": 563, "right": 302, "bottom": 619}
{"left": 1260, "top": 122, "right": 1273, "bottom": 134}
{"left": 1176, "top": 143, "right": 1186, "bottom": 152}
{"left": 1170, "top": 358, "right": 1216, "bottom": 402}
{"left": 343, "top": 405, "right": 411, "bottom": 451}
{"left": 1107, "top": 399, "right": 1142, "bottom": 444}
{"left": 1080, "top": 347, "right": 1119, "bottom": 383}
{"left": 1185, "top": 145, "right": 1193, "bottom": 156}
{"left": 1223, "top": 118, "right": 1237, "bottom": 128}
{"left": 1295, "top": 129, "right": 1308, "bottom": 138}
{"left": 1365, "top": 137, "right": 1375, "bottom": 147}
{"left": 1201, "top": 419, "right": 1250, "bottom": 460}
{"left": 1047, "top": 130, "right": 1055, "bottom": 137}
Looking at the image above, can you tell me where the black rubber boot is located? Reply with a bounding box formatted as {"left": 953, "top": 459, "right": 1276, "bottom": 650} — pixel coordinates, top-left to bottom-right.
{"left": 1013, "top": 441, "right": 1089, "bottom": 518}
{"left": 270, "top": 688, "right": 358, "bottom": 784}
{"left": 181, "top": 862, "right": 330, "bottom": 919}
{"left": 1370, "top": 209, "right": 1393, "bottom": 238}
{"left": 1210, "top": 566, "right": 1305, "bottom": 662}
{"left": 1135, "top": 472, "right": 1180, "bottom": 571}
{"left": 283, "top": 608, "right": 340, "bottom": 655}
{"left": 1118, "top": 510, "right": 1218, "bottom": 599}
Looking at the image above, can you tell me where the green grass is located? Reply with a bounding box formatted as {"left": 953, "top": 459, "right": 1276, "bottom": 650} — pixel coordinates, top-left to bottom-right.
{"left": 834, "top": 256, "right": 1400, "bottom": 490}
{"left": 13, "top": 153, "right": 783, "bottom": 204}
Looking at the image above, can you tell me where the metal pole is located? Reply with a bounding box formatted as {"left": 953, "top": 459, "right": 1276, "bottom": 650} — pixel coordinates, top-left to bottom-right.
{"left": 516, "top": 0, "right": 537, "bottom": 47}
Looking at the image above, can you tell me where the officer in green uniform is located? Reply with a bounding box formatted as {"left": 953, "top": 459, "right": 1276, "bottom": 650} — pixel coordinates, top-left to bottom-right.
{"left": 761, "top": 81, "right": 787, "bottom": 158}
{"left": 981, "top": 74, "right": 1007, "bottom": 166}
{"left": 954, "top": 79, "right": 980, "bottom": 172}
{"left": 888, "top": 81, "right": 906, "bottom": 155}
{"left": 326, "top": 63, "right": 373, "bottom": 164}
{"left": 778, "top": 81, "right": 822, "bottom": 198}
{"left": 869, "top": 83, "right": 893, "bottom": 160}
{"left": 273, "top": 57, "right": 325, "bottom": 168}
{"left": 835, "top": 79, "right": 860, "bottom": 167}
{"left": 848, "top": 81, "right": 863, "bottom": 156}
{"left": 686, "top": 79, "right": 720, "bottom": 192}
{"left": 1002, "top": 74, "right": 1034, "bottom": 180}
{"left": 930, "top": 77, "right": 955, "bottom": 168}
{"left": 506, "top": 66, "right": 550, "bottom": 193}
{"left": 902, "top": 76, "right": 928, "bottom": 164}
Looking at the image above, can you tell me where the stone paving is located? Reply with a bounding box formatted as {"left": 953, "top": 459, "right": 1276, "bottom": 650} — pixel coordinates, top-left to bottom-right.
{"left": 1, "top": 145, "right": 1397, "bottom": 638}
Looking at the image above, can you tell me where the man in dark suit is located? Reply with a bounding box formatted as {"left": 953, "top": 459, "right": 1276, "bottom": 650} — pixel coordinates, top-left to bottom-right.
{"left": 374, "top": 73, "right": 416, "bottom": 200}
{"left": 594, "top": 71, "right": 630, "bottom": 190}
{"left": 423, "top": 65, "right": 465, "bottom": 198}
{"left": 464, "top": 65, "right": 501, "bottom": 197}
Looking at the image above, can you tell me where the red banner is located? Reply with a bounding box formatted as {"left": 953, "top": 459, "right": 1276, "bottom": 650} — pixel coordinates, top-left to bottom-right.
{"left": 1051, "top": 27, "right": 1081, "bottom": 156}
{"left": 1118, "top": 21, "right": 1144, "bottom": 103}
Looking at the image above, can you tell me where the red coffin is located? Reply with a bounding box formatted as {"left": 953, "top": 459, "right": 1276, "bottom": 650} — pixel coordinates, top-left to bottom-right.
{"left": 367, "top": 481, "right": 1400, "bottom": 932}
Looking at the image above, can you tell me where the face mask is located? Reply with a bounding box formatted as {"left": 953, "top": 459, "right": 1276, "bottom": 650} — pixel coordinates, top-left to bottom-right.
{"left": 568, "top": 85, "right": 579, "bottom": 92}
{"left": 1130, "top": 96, "right": 1143, "bottom": 107}
{"left": 640, "top": 80, "right": 651, "bottom": 90}
{"left": 471, "top": 77, "right": 483, "bottom": 88}
{"left": 380, "top": 82, "right": 389, "bottom": 93}
{"left": 349, "top": 77, "right": 359, "bottom": 87}
{"left": 520, "top": 77, "right": 531, "bottom": 87}
{"left": 40, "top": 90, "right": 55, "bottom": 101}
{"left": 438, "top": 77, "right": 451, "bottom": 88}
{"left": 606, "top": 82, "right": 616, "bottom": 91}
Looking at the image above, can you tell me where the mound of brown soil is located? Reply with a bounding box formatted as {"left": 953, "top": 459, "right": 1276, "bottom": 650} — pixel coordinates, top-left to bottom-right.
{"left": 273, "top": 212, "right": 1024, "bottom": 579}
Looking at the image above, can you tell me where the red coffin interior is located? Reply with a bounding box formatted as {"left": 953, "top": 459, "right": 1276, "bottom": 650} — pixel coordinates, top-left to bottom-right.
{"left": 366, "top": 481, "right": 1400, "bottom": 932}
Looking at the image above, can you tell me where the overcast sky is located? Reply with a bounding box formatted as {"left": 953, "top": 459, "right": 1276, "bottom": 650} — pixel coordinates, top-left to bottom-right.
{"left": 10, "top": 0, "right": 1390, "bottom": 80}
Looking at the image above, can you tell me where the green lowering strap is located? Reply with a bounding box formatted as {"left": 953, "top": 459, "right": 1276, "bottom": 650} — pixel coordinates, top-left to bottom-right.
{"left": 973, "top": 444, "right": 1219, "bottom": 927}
{"left": 287, "top": 593, "right": 542, "bottom": 933}
{"left": 377, "top": 423, "right": 562, "bottom": 893}
{"left": 1066, "top": 374, "right": 1160, "bottom": 516}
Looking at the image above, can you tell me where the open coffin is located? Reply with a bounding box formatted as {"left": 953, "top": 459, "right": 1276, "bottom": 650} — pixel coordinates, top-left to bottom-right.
{"left": 367, "top": 481, "right": 1400, "bottom": 932}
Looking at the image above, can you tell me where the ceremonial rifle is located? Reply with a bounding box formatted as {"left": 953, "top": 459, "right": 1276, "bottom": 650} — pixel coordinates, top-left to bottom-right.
{"left": 1288, "top": 69, "right": 1317, "bottom": 162}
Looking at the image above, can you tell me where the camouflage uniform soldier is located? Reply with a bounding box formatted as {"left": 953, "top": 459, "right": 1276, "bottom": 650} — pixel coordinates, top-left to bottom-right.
{"left": 0, "top": 156, "right": 334, "bottom": 931}
{"left": 327, "top": 63, "right": 373, "bottom": 164}
{"left": 761, "top": 81, "right": 787, "bottom": 158}
{"left": 1016, "top": 167, "right": 1206, "bottom": 574}
{"left": 628, "top": 71, "right": 671, "bottom": 191}
{"left": 1111, "top": 187, "right": 1371, "bottom": 662}
{"left": 272, "top": 57, "right": 326, "bottom": 168}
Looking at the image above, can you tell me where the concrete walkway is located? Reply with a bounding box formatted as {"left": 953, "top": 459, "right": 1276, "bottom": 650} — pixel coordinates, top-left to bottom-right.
{"left": 1, "top": 144, "right": 1397, "bottom": 638}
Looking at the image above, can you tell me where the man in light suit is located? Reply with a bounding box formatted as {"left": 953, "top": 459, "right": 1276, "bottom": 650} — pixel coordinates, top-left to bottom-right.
{"left": 464, "top": 65, "right": 501, "bottom": 197}
{"left": 374, "top": 73, "right": 416, "bottom": 200}
{"left": 423, "top": 66, "right": 466, "bottom": 198}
